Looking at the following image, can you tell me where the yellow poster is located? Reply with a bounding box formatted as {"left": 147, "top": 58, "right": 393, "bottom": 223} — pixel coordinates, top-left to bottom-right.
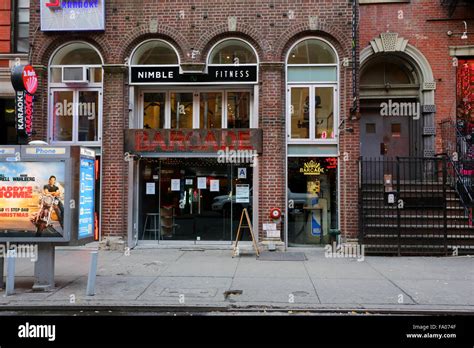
{"left": 0, "top": 162, "right": 65, "bottom": 237}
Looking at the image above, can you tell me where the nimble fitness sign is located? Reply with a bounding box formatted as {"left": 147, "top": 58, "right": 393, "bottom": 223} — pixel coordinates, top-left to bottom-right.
{"left": 130, "top": 66, "right": 258, "bottom": 84}
{"left": 11, "top": 65, "right": 38, "bottom": 140}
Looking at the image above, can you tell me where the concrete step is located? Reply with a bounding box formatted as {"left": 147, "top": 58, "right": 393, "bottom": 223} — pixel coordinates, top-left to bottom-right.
{"left": 363, "top": 216, "right": 471, "bottom": 226}
{"left": 364, "top": 224, "right": 474, "bottom": 230}
{"left": 362, "top": 205, "right": 465, "bottom": 210}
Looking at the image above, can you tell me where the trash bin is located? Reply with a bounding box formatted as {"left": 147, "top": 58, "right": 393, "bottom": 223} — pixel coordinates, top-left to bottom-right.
{"left": 329, "top": 228, "right": 340, "bottom": 245}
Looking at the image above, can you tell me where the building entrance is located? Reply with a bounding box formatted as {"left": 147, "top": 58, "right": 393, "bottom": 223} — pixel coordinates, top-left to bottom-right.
{"left": 138, "top": 158, "right": 253, "bottom": 242}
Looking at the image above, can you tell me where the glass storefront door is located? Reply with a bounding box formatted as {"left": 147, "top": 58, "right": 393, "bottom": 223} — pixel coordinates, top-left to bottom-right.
{"left": 287, "top": 157, "right": 338, "bottom": 246}
{"left": 138, "top": 158, "right": 253, "bottom": 242}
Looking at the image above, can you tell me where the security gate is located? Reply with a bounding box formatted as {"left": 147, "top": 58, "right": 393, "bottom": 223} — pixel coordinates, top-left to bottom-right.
{"left": 359, "top": 156, "right": 474, "bottom": 255}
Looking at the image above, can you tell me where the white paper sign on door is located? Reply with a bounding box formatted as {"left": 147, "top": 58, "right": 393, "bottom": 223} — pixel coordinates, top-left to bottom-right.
{"left": 210, "top": 179, "right": 219, "bottom": 192}
{"left": 185, "top": 179, "right": 193, "bottom": 185}
{"left": 146, "top": 182, "right": 155, "bottom": 195}
{"left": 236, "top": 184, "right": 250, "bottom": 203}
{"left": 171, "top": 179, "right": 180, "bottom": 191}
{"left": 197, "top": 177, "right": 207, "bottom": 189}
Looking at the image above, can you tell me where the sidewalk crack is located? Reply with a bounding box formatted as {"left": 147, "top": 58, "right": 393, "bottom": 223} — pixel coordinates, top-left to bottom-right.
{"left": 227, "top": 254, "right": 241, "bottom": 294}
{"left": 135, "top": 250, "right": 186, "bottom": 301}
{"left": 303, "top": 262, "right": 321, "bottom": 304}
{"left": 365, "top": 261, "right": 418, "bottom": 305}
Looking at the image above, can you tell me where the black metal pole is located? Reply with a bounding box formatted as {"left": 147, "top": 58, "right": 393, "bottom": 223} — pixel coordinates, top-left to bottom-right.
{"left": 396, "top": 157, "right": 401, "bottom": 256}
{"left": 442, "top": 158, "right": 448, "bottom": 256}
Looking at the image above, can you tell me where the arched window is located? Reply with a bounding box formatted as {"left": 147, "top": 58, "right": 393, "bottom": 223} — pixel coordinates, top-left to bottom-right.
{"left": 287, "top": 38, "right": 338, "bottom": 141}
{"left": 208, "top": 39, "right": 257, "bottom": 65}
{"left": 130, "top": 40, "right": 179, "bottom": 65}
{"left": 49, "top": 42, "right": 103, "bottom": 145}
{"left": 360, "top": 55, "right": 419, "bottom": 87}
{"left": 205, "top": 39, "right": 258, "bottom": 128}
{"left": 288, "top": 39, "right": 337, "bottom": 64}
{"left": 359, "top": 55, "right": 420, "bottom": 100}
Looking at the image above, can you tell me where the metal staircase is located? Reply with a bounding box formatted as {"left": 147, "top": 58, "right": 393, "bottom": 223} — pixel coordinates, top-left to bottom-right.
{"left": 359, "top": 155, "right": 474, "bottom": 256}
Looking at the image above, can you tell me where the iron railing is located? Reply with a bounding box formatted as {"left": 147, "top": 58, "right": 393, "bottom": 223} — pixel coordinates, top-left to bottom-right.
{"left": 359, "top": 156, "right": 474, "bottom": 256}
{"left": 440, "top": 119, "right": 474, "bottom": 210}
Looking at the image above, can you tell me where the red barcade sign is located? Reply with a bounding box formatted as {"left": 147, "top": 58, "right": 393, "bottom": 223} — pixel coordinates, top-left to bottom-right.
{"left": 125, "top": 129, "right": 263, "bottom": 154}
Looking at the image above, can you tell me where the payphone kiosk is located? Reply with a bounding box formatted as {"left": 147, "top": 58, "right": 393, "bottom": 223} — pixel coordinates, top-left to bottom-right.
{"left": 0, "top": 145, "right": 96, "bottom": 291}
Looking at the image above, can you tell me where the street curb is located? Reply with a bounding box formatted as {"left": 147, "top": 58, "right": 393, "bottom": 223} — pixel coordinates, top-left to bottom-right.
{"left": 0, "top": 305, "right": 473, "bottom": 315}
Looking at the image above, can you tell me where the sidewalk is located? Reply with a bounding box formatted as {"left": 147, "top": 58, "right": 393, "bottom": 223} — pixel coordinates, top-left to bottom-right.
{"left": 1, "top": 246, "right": 473, "bottom": 313}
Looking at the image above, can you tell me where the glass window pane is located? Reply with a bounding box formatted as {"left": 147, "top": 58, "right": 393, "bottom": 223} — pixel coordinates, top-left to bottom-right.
{"left": 227, "top": 92, "right": 250, "bottom": 128}
{"left": 200, "top": 92, "right": 222, "bottom": 128}
{"left": 288, "top": 66, "right": 337, "bottom": 82}
{"left": 78, "top": 91, "right": 99, "bottom": 142}
{"left": 361, "top": 60, "right": 412, "bottom": 86}
{"left": 287, "top": 157, "right": 338, "bottom": 245}
{"left": 18, "top": 24, "right": 29, "bottom": 38}
{"left": 209, "top": 39, "right": 257, "bottom": 64}
{"left": 18, "top": 8, "right": 29, "bottom": 23}
{"left": 143, "top": 93, "right": 165, "bottom": 129}
{"left": 60, "top": 48, "right": 101, "bottom": 64}
{"left": 315, "top": 87, "right": 334, "bottom": 139}
{"left": 18, "top": 0, "right": 30, "bottom": 8}
{"left": 2, "top": 99, "right": 16, "bottom": 144}
{"left": 52, "top": 91, "right": 74, "bottom": 141}
{"left": 16, "top": 39, "right": 29, "bottom": 53}
{"left": 391, "top": 123, "right": 401, "bottom": 137}
{"left": 171, "top": 93, "right": 193, "bottom": 129}
{"left": 290, "top": 87, "right": 310, "bottom": 139}
{"left": 132, "top": 40, "right": 178, "bottom": 65}
{"left": 50, "top": 68, "right": 62, "bottom": 83}
{"left": 366, "top": 123, "right": 376, "bottom": 134}
{"left": 52, "top": 43, "right": 102, "bottom": 65}
{"left": 288, "top": 39, "right": 337, "bottom": 64}
{"left": 92, "top": 68, "right": 102, "bottom": 83}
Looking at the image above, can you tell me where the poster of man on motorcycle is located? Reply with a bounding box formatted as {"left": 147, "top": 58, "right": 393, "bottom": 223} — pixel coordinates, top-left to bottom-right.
{"left": 36, "top": 175, "right": 65, "bottom": 236}
{"left": 0, "top": 161, "right": 65, "bottom": 238}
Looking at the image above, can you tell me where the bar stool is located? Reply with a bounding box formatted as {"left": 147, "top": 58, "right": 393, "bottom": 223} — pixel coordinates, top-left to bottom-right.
{"left": 143, "top": 213, "right": 161, "bottom": 240}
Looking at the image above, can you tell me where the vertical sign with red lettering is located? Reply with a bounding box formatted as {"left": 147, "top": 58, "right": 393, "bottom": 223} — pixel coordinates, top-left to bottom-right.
{"left": 11, "top": 65, "right": 38, "bottom": 143}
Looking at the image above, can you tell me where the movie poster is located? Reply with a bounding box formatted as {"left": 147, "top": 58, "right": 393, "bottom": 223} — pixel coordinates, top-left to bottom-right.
{"left": 0, "top": 162, "right": 65, "bottom": 237}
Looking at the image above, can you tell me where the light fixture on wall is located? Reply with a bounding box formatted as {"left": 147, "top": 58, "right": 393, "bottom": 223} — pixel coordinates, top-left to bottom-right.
{"left": 447, "top": 21, "right": 469, "bottom": 39}
{"left": 461, "top": 21, "right": 468, "bottom": 40}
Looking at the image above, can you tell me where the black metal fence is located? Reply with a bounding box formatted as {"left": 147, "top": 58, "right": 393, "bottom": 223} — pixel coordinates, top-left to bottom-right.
{"left": 440, "top": 119, "right": 474, "bottom": 210}
{"left": 359, "top": 156, "right": 474, "bottom": 255}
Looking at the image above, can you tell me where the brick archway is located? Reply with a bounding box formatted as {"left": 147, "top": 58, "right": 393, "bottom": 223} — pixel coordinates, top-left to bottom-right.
{"left": 34, "top": 36, "right": 110, "bottom": 67}
{"left": 276, "top": 22, "right": 350, "bottom": 62}
{"left": 118, "top": 24, "right": 191, "bottom": 64}
{"left": 194, "top": 22, "right": 265, "bottom": 63}
{"left": 361, "top": 32, "right": 437, "bottom": 157}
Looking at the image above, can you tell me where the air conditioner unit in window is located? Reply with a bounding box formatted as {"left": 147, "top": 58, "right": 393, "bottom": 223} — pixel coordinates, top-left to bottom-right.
{"left": 62, "top": 66, "right": 89, "bottom": 84}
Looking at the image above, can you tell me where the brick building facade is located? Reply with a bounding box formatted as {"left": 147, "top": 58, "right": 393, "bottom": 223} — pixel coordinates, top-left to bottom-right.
{"left": 1, "top": 0, "right": 472, "bottom": 253}
{"left": 360, "top": 0, "right": 474, "bottom": 155}
{"left": 358, "top": 0, "right": 474, "bottom": 255}
{"left": 26, "top": 0, "right": 357, "bottom": 247}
